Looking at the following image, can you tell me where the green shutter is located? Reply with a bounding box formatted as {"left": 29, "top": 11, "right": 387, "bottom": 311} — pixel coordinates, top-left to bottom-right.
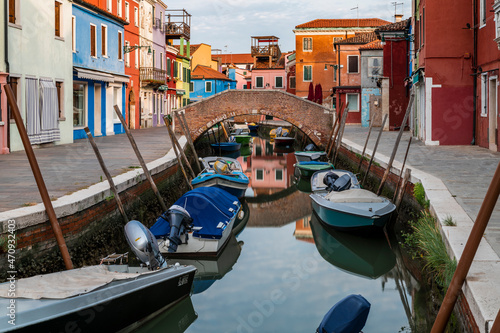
{"left": 174, "top": 62, "right": 178, "bottom": 78}
{"left": 167, "top": 59, "right": 171, "bottom": 76}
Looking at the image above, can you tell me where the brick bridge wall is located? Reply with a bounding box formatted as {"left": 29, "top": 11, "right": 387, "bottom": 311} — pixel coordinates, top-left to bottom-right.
{"left": 180, "top": 90, "right": 333, "bottom": 148}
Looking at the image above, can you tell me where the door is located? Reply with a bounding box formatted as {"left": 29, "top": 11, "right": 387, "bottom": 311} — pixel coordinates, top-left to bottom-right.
{"left": 94, "top": 84, "right": 102, "bottom": 136}
{"left": 489, "top": 77, "right": 497, "bottom": 151}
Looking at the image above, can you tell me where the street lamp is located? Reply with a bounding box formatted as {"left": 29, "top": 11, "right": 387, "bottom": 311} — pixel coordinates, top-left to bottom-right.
{"left": 123, "top": 45, "right": 152, "bottom": 54}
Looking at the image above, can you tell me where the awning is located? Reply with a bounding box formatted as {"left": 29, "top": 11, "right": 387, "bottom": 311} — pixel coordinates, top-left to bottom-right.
{"left": 412, "top": 69, "right": 423, "bottom": 85}
{"left": 176, "top": 89, "right": 185, "bottom": 95}
{"left": 74, "top": 67, "right": 130, "bottom": 83}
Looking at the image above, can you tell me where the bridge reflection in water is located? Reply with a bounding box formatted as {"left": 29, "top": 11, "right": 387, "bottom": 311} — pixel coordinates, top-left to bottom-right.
{"left": 131, "top": 131, "right": 431, "bottom": 333}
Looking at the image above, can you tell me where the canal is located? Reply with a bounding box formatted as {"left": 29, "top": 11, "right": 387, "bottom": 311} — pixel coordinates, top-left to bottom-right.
{"left": 129, "top": 131, "right": 434, "bottom": 333}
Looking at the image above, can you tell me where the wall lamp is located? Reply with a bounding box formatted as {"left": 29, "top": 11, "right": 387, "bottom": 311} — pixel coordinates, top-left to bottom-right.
{"left": 124, "top": 45, "right": 152, "bottom": 54}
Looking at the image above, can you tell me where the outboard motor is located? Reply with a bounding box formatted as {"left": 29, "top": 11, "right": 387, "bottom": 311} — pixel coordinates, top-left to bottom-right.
{"left": 275, "top": 127, "right": 283, "bottom": 136}
{"left": 124, "top": 220, "right": 166, "bottom": 270}
{"left": 304, "top": 143, "right": 316, "bottom": 151}
{"left": 165, "top": 205, "right": 193, "bottom": 253}
{"left": 323, "top": 171, "right": 339, "bottom": 191}
{"left": 331, "top": 174, "right": 352, "bottom": 192}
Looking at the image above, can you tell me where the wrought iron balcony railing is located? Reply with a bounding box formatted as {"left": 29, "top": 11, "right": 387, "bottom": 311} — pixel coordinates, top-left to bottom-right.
{"left": 140, "top": 67, "right": 167, "bottom": 84}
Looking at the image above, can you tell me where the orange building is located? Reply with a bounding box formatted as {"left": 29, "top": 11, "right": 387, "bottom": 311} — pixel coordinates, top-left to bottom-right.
{"left": 293, "top": 18, "right": 390, "bottom": 106}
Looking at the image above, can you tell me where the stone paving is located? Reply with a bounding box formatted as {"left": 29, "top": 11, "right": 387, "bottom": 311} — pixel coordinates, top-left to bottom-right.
{"left": 341, "top": 125, "right": 500, "bottom": 257}
{"left": 0, "top": 127, "right": 175, "bottom": 212}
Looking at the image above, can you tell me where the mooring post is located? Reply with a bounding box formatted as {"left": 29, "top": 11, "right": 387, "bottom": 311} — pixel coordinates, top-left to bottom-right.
{"left": 333, "top": 103, "right": 350, "bottom": 166}
{"left": 431, "top": 159, "right": 500, "bottom": 332}
{"left": 393, "top": 137, "right": 412, "bottom": 202}
{"left": 84, "top": 127, "right": 129, "bottom": 223}
{"left": 395, "top": 168, "right": 411, "bottom": 211}
{"left": 327, "top": 102, "right": 344, "bottom": 158}
{"left": 163, "top": 115, "right": 193, "bottom": 190}
{"left": 176, "top": 111, "right": 202, "bottom": 173}
{"left": 357, "top": 113, "right": 375, "bottom": 173}
{"left": 361, "top": 114, "right": 388, "bottom": 187}
{"left": 164, "top": 116, "right": 196, "bottom": 179}
{"left": 376, "top": 94, "right": 415, "bottom": 196}
{"left": 489, "top": 307, "right": 500, "bottom": 333}
{"left": 4, "top": 85, "right": 74, "bottom": 270}
{"left": 113, "top": 105, "right": 168, "bottom": 212}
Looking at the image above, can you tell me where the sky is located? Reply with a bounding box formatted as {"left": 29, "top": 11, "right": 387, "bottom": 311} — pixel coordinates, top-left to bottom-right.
{"left": 163, "top": 0, "right": 411, "bottom": 54}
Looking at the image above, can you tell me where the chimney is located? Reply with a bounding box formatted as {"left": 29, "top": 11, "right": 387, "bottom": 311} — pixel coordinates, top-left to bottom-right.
{"left": 395, "top": 14, "right": 403, "bottom": 22}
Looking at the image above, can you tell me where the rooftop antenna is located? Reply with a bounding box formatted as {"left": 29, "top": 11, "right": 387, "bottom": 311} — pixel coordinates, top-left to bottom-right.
{"left": 350, "top": 4, "right": 359, "bottom": 27}
{"left": 392, "top": 2, "right": 404, "bottom": 22}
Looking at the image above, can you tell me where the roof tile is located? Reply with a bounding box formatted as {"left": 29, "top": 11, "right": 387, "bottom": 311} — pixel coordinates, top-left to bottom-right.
{"left": 295, "top": 18, "right": 391, "bottom": 29}
{"left": 191, "top": 65, "right": 231, "bottom": 81}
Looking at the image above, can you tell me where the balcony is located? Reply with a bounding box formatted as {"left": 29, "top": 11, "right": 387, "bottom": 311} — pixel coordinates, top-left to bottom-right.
{"left": 140, "top": 67, "right": 167, "bottom": 85}
{"left": 153, "top": 18, "right": 163, "bottom": 32}
{"left": 251, "top": 36, "right": 281, "bottom": 62}
{"left": 164, "top": 9, "right": 191, "bottom": 40}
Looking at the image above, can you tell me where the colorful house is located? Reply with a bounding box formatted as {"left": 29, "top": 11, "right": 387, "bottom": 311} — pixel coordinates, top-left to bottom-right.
{"left": 123, "top": 0, "right": 141, "bottom": 129}
{"left": 293, "top": 18, "right": 390, "bottom": 103}
{"left": 7, "top": 0, "right": 74, "bottom": 152}
{"left": 359, "top": 40, "right": 383, "bottom": 128}
{"left": 174, "top": 40, "right": 191, "bottom": 107}
{"left": 250, "top": 36, "right": 287, "bottom": 91}
{"left": 190, "top": 65, "right": 234, "bottom": 102}
{"left": 165, "top": 44, "right": 179, "bottom": 114}
{"left": 286, "top": 52, "right": 296, "bottom": 95}
{"left": 411, "top": 0, "right": 474, "bottom": 145}
{"left": 72, "top": 0, "right": 128, "bottom": 140}
{"left": 191, "top": 43, "right": 219, "bottom": 71}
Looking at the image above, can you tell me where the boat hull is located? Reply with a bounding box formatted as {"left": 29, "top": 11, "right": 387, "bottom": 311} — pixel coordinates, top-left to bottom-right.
{"left": 295, "top": 162, "right": 334, "bottom": 178}
{"left": 234, "top": 135, "right": 252, "bottom": 145}
{"left": 210, "top": 142, "right": 241, "bottom": 152}
{"left": 247, "top": 124, "right": 259, "bottom": 132}
{"left": 294, "top": 151, "right": 327, "bottom": 162}
{"left": 0, "top": 266, "right": 196, "bottom": 333}
{"left": 191, "top": 175, "right": 249, "bottom": 198}
{"left": 310, "top": 193, "right": 395, "bottom": 230}
{"left": 274, "top": 137, "right": 295, "bottom": 145}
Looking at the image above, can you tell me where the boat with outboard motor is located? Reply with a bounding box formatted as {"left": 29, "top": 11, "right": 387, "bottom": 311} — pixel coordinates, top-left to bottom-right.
{"left": 294, "top": 161, "right": 334, "bottom": 178}
{"left": 0, "top": 222, "right": 196, "bottom": 333}
{"left": 149, "top": 187, "right": 242, "bottom": 257}
{"left": 269, "top": 126, "right": 289, "bottom": 139}
{"left": 191, "top": 157, "right": 249, "bottom": 198}
{"left": 309, "top": 169, "right": 396, "bottom": 230}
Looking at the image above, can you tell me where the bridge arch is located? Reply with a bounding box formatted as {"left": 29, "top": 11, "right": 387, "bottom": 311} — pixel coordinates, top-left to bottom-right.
{"left": 179, "top": 90, "right": 333, "bottom": 147}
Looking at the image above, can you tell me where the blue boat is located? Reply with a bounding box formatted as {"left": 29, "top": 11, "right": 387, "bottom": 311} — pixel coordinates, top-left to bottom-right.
{"left": 210, "top": 141, "right": 241, "bottom": 152}
{"left": 191, "top": 157, "right": 249, "bottom": 198}
{"left": 247, "top": 122, "right": 259, "bottom": 132}
{"left": 317, "top": 294, "right": 371, "bottom": 333}
{"left": 150, "top": 187, "right": 242, "bottom": 256}
{"left": 309, "top": 170, "right": 395, "bottom": 230}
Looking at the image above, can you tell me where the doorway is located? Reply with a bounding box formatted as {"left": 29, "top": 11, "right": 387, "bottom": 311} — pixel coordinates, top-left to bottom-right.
{"left": 94, "top": 84, "right": 102, "bottom": 136}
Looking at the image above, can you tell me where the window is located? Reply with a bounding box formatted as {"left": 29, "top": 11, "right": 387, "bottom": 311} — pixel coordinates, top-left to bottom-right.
{"left": 303, "top": 65, "right": 312, "bottom": 81}
{"left": 422, "top": 8, "right": 425, "bottom": 44}
{"left": 255, "top": 76, "right": 264, "bottom": 88}
{"left": 347, "top": 55, "right": 359, "bottom": 73}
{"left": 205, "top": 81, "right": 212, "bottom": 93}
{"left": 73, "top": 82, "right": 86, "bottom": 127}
{"left": 347, "top": 93, "right": 359, "bottom": 112}
{"left": 125, "top": 2, "right": 129, "bottom": 21}
{"left": 174, "top": 61, "right": 178, "bottom": 77}
{"left": 72, "top": 16, "right": 76, "bottom": 52}
{"left": 480, "top": 0, "right": 486, "bottom": 26}
{"left": 256, "top": 169, "right": 264, "bottom": 180}
{"left": 8, "top": 0, "right": 19, "bottom": 25}
{"left": 117, "top": 0, "right": 122, "bottom": 16}
{"left": 303, "top": 37, "right": 312, "bottom": 51}
{"left": 101, "top": 24, "right": 108, "bottom": 57}
{"left": 55, "top": 1, "right": 62, "bottom": 37}
{"left": 167, "top": 58, "right": 171, "bottom": 76}
{"left": 190, "top": 82, "right": 194, "bottom": 92}
{"left": 134, "top": 7, "right": 139, "bottom": 27}
{"left": 107, "top": 0, "right": 112, "bottom": 12}
{"left": 118, "top": 31, "right": 123, "bottom": 61}
{"left": 125, "top": 41, "right": 130, "bottom": 66}
{"left": 289, "top": 76, "right": 296, "bottom": 89}
{"left": 275, "top": 169, "right": 283, "bottom": 181}
{"left": 160, "top": 53, "right": 163, "bottom": 70}
{"left": 368, "top": 57, "right": 382, "bottom": 78}
{"left": 481, "top": 74, "right": 488, "bottom": 116}
{"left": 56, "top": 81, "right": 64, "bottom": 120}
{"left": 90, "top": 24, "right": 97, "bottom": 57}
{"left": 135, "top": 46, "right": 138, "bottom": 68}
{"left": 275, "top": 76, "right": 283, "bottom": 88}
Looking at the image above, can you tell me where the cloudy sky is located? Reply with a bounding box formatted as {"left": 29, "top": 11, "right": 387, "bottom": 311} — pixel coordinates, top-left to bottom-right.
{"left": 163, "top": 0, "right": 411, "bottom": 54}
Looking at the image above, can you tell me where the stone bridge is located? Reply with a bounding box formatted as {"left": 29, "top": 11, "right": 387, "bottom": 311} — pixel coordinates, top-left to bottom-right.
{"left": 179, "top": 90, "right": 333, "bottom": 147}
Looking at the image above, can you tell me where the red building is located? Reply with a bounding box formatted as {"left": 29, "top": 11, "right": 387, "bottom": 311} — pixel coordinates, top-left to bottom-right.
{"left": 411, "top": 0, "right": 474, "bottom": 145}
{"left": 286, "top": 52, "right": 296, "bottom": 95}
{"left": 165, "top": 45, "right": 179, "bottom": 114}
{"left": 375, "top": 19, "right": 411, "bottom": 130}
{"left": 123, "top": 0, "right": 140, "bottom": 129}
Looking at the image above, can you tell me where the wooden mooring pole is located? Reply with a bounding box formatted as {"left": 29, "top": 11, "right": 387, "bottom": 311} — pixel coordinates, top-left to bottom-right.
{"left": 113, "top": 105, "right": 168, "bottom": 212}
{"left": 393, "top": 137, "right": 412, "bottom": 202}
{"left": 84, "top": 127, "right": 129, "bottom": 223}
{"left": 490, "top": 307, "right": 500, "bottom": 333}
{"left": 376, "top": 94, "right": 415, "bottom": 196}
{"left": 176, "top": 111, "right": 202, "bottom": 173}
{"left": 4, "top": 85, "right": 74, "bottom": 270}
{"left": 431, "top": 159, "right": 500, "bottom": 332}
{"left": 361, "top": 114, "right": 388, "bottom": 187}
{"left": 357, "top": 114, "right": 375, "bottom": 173}
{"left": 163, "top": 115, "right": 193, "bottom": 190}
{"left": 332, "top": 103, "right": 349, "bottom": 165}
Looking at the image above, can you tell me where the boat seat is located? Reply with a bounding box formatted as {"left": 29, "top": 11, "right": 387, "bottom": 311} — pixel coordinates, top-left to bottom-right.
{"left": 325, "top": 189, "right": 386, "bottom": 203}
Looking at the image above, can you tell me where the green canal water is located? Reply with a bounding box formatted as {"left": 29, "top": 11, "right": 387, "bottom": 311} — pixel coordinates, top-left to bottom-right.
{"left": 130, "top": 133, "right": 434, "bottom": 333}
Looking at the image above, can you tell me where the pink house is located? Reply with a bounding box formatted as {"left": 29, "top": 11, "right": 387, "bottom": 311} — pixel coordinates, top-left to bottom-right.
{"left": 250, "top": 36, "right": 287, "bottom": 90}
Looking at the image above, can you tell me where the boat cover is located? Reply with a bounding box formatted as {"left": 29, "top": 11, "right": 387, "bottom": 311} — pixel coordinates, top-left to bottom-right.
{"left": 0, "top": 266, "right": 144, "bottom": 299}
{"left": 151, "top": 187, "right": 240, "bottom": 240}
{"left": 325, "top": 188, "right": 386, "bottom": 203}
{"left": 191, "top": 172, "right": 249, "bottom": 186}
{"left": 318, "top": 294, "right": 370, "bottom": 333}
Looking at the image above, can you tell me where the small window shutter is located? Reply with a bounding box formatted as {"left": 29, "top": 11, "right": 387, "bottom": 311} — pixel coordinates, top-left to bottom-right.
{"left": 349, "top": 56, "right": 358, "bottom": 73}
{"left": 55, "top": 2, "right": 61, "bottom": 37}
{"left": 102, "top": 26, "right": 106, "bottom": 56}
{"left": 90, "top": 25, "right": 96, "bottom": 57}
{"left": 9, "top": 0, "right": 15, "bottom": 24}
{"left": 118, "top": 32, "right": 122, "bottom": 60}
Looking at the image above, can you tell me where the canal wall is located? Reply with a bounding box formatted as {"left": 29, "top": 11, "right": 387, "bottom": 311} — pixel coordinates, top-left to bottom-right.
{"left": 0, "top": 138, "right": 190, "bottom": 280}
{"left": 338, "top": 138, "right": 497, "bottom": 333}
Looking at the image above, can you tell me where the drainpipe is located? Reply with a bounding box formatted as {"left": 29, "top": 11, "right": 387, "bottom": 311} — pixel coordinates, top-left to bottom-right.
{"left": 4, "top": 0, "right": 10, "bottom": 151}
{"left": 472, "top": 0, "right": 478, "bottom": 145}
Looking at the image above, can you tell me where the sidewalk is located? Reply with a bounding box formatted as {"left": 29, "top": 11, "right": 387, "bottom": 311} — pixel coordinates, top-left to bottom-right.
{"left": 341, "top": 125, "right": 500, "bottom": 332}
{"left": 0, "top": 126, "right": 175, "bottom": 212}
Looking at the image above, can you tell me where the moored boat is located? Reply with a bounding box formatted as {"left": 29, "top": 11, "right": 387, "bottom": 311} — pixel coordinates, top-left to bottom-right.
{"left": 294, "top": 161, "right": 334, "bottom": 178}
{"left": 309, "top": 169, "right": 395, "bottom": 230}
{"left": 210, "top": 141, "right": 241, "bottom": 152}
{"left": 294, "top": 150, "right": 327, "bottom": 162}
{"left": 274, "top": 136, "right": 295, "bottom": 146}
{"left": 317, "top": 294, "right": 371, "bottom": 333}
{"left": 247, "top": 122, "right": 259, "bottom": 132}
{"left": 269, "top": 127, "right": 289, "bottom": 139}
{"left": 191, "top": 157, "right": 249, "bottom": 198}
{"left": 150, "top": 187, "right": 242, "bottom": 257}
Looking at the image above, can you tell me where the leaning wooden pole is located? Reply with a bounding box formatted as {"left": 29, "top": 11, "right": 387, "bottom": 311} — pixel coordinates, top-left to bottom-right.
{"left": 393, "top": 137, "right": 412, "bottom": 201}
{"left": 395, "top": 168, "right": 411, "bottom": 211}
{"left": 164, "top": 116, "right": 195, "bottom": 179}
{"left": 163, "top": 115, "right": 193, "bottom": 190}
{"left": 361, "top": 114, "right": 388, "bottom": 187}
{"left": 333, "top": 104, "right": 350, "bottom": 165}
{"left": 327, "top": 102, "right": 344, "bottom": 157}
{"left": 4, "top": 85, "right": 74, "bottom": 270}
{"left": 489, "top": 307, "right": 500, "bottom": 333}
{"left": 177, "top": 111, "right": 202, "bottom": 173}
{"left": 357, "top": 113, "right": 376, "bottom": 173}
{"left": 431, "top": 159, "right": 500, "bottom": 332}
{"left": 84, "top": 127, "right": 129, "bottom": 223}
{"left": 113, "top": 105, "right": 168, "bottom": 212}
{"left": 376, "top": 94, "right": 415, "bottom": 196}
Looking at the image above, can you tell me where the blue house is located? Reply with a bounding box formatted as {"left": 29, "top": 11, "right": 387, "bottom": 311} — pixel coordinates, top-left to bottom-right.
{"left": 190, "top": 65, "right": 235, "bottom": 102}
{"left": 72, "top": 0, "right": 129, "bottom": 140}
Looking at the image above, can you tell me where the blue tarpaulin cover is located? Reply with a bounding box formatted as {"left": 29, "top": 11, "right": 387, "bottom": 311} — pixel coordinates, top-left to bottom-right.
{"left": 150, "top": 187, "right": 240, "bottom": 240}
{"left": 317, "top": 294, "right": 370, "bottom": 333}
